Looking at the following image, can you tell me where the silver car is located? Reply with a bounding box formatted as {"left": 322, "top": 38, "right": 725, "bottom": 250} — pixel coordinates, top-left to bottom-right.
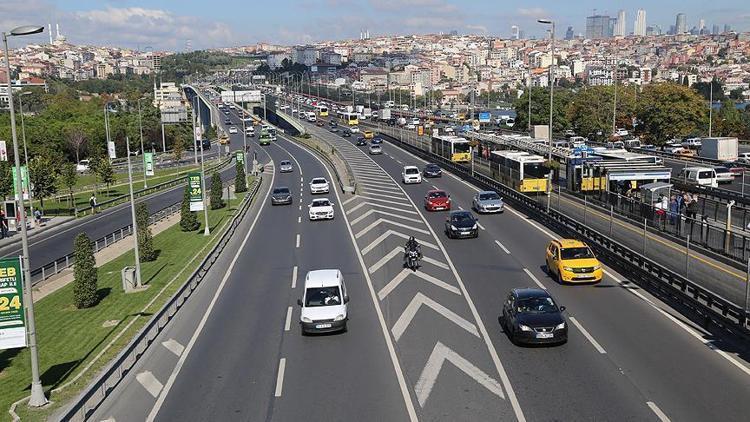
{"left": 472, "top": 191, "right": 504, "bottom": 213}
{"left": 369, "top": 144, "right": 382, "bottom": 155}
{"left": 279, "top": 160, "right": 294, "bottom": 173}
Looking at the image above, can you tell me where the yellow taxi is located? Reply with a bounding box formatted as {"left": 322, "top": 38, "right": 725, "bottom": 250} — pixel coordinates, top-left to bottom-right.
{"left": 363, "top": 130, "right": 374, "bottom": 139}
{"left": 545, "top": 239, "right": 603, "bottom": 284}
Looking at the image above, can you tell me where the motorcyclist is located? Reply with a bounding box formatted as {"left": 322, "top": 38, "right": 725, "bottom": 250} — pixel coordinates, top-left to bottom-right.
{"left": 404, "top": 236, "right": 422, "bottom": 260}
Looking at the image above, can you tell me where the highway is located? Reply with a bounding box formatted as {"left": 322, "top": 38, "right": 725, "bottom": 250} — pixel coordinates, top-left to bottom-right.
{"left": 86, "top": 99, "right": 750, "bottom": 421}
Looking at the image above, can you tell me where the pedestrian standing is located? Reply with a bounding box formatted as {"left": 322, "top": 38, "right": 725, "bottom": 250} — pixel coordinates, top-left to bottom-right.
{"left": 89, "top": 194, "right": 97, "bottom": 213}
{"left": 0, "top": 210, "right": 7, "bottom": 239}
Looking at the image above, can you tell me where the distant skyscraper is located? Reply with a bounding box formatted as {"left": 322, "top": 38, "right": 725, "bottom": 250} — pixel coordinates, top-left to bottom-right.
{"left": 724, "top": 24, "right": 731, "bottom": 33}
{"left": 511, "top": 25, "right": 520, "bottom": 40}
{"left": 614, "top": 10, "right": 626, "bottom": 36}
{"left": 675, "top": 13, "right": 687, "bottom": 34}
{"left": 586, "top": 14, "right": 611, "bottom": 39}
{"left": 712, "top": 24, "right": 719, "bottom": 35}
{"left": 634, "top": 9, "right": 647, "bottom": 36}
{"left": 565, "top": 26, "right": 575, "bottom": 40}
{"left": 698, "top": 19, "right": 705, "bottom": 31}
{"left": 609, "top": 18, "right": 617, "bottom": 37}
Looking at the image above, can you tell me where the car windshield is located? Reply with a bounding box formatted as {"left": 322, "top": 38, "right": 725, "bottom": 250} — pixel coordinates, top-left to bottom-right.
{"left": 405, "top": 168, "right": 419, "bottom": 174}
{"left": 426, "top": 164, "right": 439, "bottom": 170}
{"left": 516, "top": 296, "right": 558, "bottom": 314}
{"left": 429, "top": 191, "right": 447, "bottom": 198}
{"left": 311, "top": 200, "right": 330, "bottom": 207}
{"left": 273, "top": 188, "right": 290, "bottom": 194}
{"left": 560, "top": 247, "right": 595, "bottom": 260}
{"left": 304, "top": 286, "right": 342, "bottom": 307}
{"left": 479, "top": 192, "right": 500, "bottom": 201}
{"left": 281, "top": 161, "right": 291, "bottom": 166}
{"left": 715, "top": 167, "right": 730, "bottom": 173}
{"left": 451, "top": 213, "right": 474, "bottom": 224}
{"left": 311, "top": 178, "right": 326, "bottom": 184}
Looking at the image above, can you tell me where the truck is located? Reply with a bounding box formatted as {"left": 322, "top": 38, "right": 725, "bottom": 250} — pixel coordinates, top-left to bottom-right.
{"left": 380, "top": 108, "right": 392, "bottom": 120}
{"left": 362, "top": 108, "right": 372, "bottom": 119}
{"left": 699, "top": 137, "right": 738, "bottom": 161}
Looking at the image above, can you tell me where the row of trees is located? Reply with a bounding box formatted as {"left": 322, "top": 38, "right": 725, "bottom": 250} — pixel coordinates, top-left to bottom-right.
{"left": 513, "top": 82, "right": 750, "bottom": 143}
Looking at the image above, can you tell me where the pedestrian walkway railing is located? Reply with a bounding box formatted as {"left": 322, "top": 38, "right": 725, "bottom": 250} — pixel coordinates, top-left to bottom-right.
{"left": 373, "top": 123, "right": 750, "bottom": 337}
{"left": 56, "top": 177, "right": 263, "bottom": 422}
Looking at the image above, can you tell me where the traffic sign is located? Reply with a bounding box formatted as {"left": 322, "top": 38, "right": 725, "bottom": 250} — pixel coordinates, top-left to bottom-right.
{"left": 236, "top": 151, "right": 245, "bottom": 164}
{"left": 0, "top": 257, "right": 27, "bottom": 350}
{"left": 144, "top": 153, "right": 154, "bottom": 176}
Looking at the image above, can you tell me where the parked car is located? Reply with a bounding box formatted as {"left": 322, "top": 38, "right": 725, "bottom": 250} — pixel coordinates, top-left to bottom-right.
{"left": 76, "top": 160, "right": 90, "bottom": 173}
{"left": 501, "top": 288, "right": 567, "bottom": 345}
{"left": 444, "top": 210, "right": 478, "bottom": 238}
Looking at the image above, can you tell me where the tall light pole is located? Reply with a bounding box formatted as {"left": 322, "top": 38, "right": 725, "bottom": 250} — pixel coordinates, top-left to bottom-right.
{"left": 137, "top": 99, "right": 147, "bottom": 189}
{"left": 191, "top": 95, "right": 198, "bottom": 165}
{"left": 194, "top": 96, "right": 210, "bottom": 236}
{"left": 125, "top": 136, "right": 142, "bottom": 287}
{"left": 538, "top": 18, "right": 555, "bottom": 212}
{"left": 3, "top": 24, "right": 48, "bottom": 408}
{"left": 612, "top": 56, "right": 618, "bottom": 136}
{"left": 708, "top": 79, "right": 714, "bottom": 137}
{"left": 18, "top": 91, "right": 36, "bottom": 228}
{"left": 527, "top": 53, "right": 532, "bottom": 133}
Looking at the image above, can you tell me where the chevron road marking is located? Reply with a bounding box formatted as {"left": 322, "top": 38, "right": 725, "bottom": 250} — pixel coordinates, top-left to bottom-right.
{"left": 360, "top": 183, "right": 404, "bottom": 193}
{"left": 414, "top": 342, "right": 505, "bottom": 407}
{"left": 391, "top": 293, "right": 479, "bottom": 341}
{"left": 356, "top": 218, "right": 430, "bottom": 239}
{"left": 359, "top": 191, "right": 408, "bottom": 201}
{"left": 346, "top": 201, "right": 419, "bottom": 216}
{"left": 349, "top": 195, "right": 413, "bottom": 208}
{"left": 350, "top": 209, "right": 423, "bottom": 226}
{"left": 368, "top": 247, "right": 449, "bottom": 274}
{"left": 355, "top": 176, "right": 395, "bottom": 186}
{"left": 136, "top": 371, "right": 164, "bottom": 398}
{"left": 161, "top": 339, "right": 184, "bottom": 357}
{"left": 378, "top": 269, "right": 461, "bottom": 300}
{"left": 361, "top": 229, "right": 440, "bottom": 255}
{"left": 356, "top": 173, "right": 391, "bottom": 182}
{"left": 342, "top": 195, "right": 359, "bottom": 206}
{"left": 358, "top": 192, "right": 411, "bottom": 203}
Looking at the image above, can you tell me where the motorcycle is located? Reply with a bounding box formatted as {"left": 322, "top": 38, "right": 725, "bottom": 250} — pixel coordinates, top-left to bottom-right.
{"left": 404, "top": 248, "right": 420, "bottom": 271}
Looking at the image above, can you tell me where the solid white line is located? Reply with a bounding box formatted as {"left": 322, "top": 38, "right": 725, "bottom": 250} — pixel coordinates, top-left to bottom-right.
{"left": 274, "top": 358, "right": 286, "bottom": 397}
{"left": 136, "top": 371, "right": 163, "bottom": 398}
{"left": 522, "top": 268, "right": 546, "bottom": 290}
{"left": 569, "top": 316, "right": 607, "bottom": 354}
{"left": 646, "top": 401, "right": 671, "bottom": 422}
{"left": 295, "top": 234, "right": 300, "bottom": 248}
{"left": 146, "top": 165, "right": 275, "bottom": 422}
{"left": 284, "top": 306, "right": 293, "bottom": 331}
{"left": 495, "top": 240, "right": 510, "bottom": 254}
{"left": 291, "top": 266, "right": 298, "bottom": 288}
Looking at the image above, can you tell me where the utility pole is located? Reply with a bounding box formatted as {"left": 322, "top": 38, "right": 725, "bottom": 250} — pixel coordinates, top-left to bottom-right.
{"left": 138, "top": 99, "right": 147, "bottom": 188}
{"left": 612, "top": 57, "right": 618, "bottom": 136}
{"left": 125, "top": 137, "right": 142, "bottom": 287}
{"left": 191, "top": 96, "right": 198, "bottom": 165}
{"left": 708, "top": 81, "right": 713, "bottom": 137}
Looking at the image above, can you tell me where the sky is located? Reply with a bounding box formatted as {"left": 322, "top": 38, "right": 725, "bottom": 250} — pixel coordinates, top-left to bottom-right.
{"left": 1, "top": 0, "right": 749, "bottom": 51}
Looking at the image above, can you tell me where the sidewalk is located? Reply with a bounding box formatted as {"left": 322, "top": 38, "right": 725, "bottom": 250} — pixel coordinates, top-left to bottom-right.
{"left": 0, "top": 216, "right": 75, "bottom": 249}
{"left": 32, "top": 212, "right": 181, "bottom": 302}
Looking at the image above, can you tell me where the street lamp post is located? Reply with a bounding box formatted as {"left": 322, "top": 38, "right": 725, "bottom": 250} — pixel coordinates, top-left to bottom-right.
{"left": 18, "top": 91, "right": 36, "bottom": 228}
{"left": 137, "top": 99, "right": 147, "bottom": 189}
{"left": 3, "top": 24, "right": 48, "bottom": 408}
{"left": 125, "top": 137, "right": 143, "bottom": 287}
{"left": 538, "top": 18, "right": 555, "bottom": 213}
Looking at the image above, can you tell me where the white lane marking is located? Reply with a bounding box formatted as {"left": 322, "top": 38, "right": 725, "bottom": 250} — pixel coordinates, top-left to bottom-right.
{"left": 298, "top": 204, "right": 302, "bottom": 211}
{"left": 476, "top": 221, "right": 486, "bottom": 231}
{"left": 296, "top": 234, "right": 301, "bottom": 248}
{"left": 415, "top": 342, "right": 505, "bottom": 407}
{"left": 522, "top": 268, "right": 547, "bottom": 290}
{"left": 300, "top": 176, "right": 303, "bottom": 182}
{"left": 352, "top": 195, "right": 412, "bottom": 207}
{"left": 458, "top": 206, "right": 464, "bottom": 210}
{"left": 360, "top": 184, "right": 404, "bottom": 193}
{"left": 355, "top": 218, "right": 430, "bottom": 239}
{"left": 392, "top": 293, "right": 479, "bottom": 341}
{"left": 361, "top": 191, "right": 409, "bottom": 201}
{"left": 569, "top": 316, "right": 607, "bottom": 354}
{"left": 605, "top": 270, "right": 750, "bottom": 377}
{"left": 284, "top": 306, "right": 293, "bottom": 331}
{"left": 161, "top": 339, "right": 184, "bottom": 357}
{"left": 136, "top": 371, "right": 163, "bottom": 398}
{"left": 292, "top": 136, "right": 419, "bottom": 421}
{"left": 297, "top": 216, "right": 301, "bottom": 223}
{"left": 378, "top": 269, "right": 461, "bottom": 300}
{"left": 291, "top": 266, "right": 298, "bottom": 289}
{"left": 350, "top": 209, "right": 422, "bottom": 226}
{"left": 646, "top": 402, "right": 671, "bottom": 422}
{"left": 274, "top": 358, "right": 286, "bottom": 397}
{"left": 147, "top": 165, "right": 276, "bottom": 422}
{"left": 431, "top": 184, "right": 438, "bottom": 189}
{"left": 346, "top": 201, "right": 418, "bottom": 216}
{"left": 495, "top": 240, "right": 510, "bottom": 254}
{"left": 361, "top": 229, "right": 440, "bottom": 255}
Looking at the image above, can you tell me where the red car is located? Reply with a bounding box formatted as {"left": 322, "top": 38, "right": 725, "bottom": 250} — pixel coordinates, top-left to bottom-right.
{"left": 424, "top": 190, "right": 451, "bottom": 211}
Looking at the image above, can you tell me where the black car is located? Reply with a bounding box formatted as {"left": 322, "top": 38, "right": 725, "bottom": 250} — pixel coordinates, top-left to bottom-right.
{"left": 356, "top": 137, "right": 367, "bottom": 146}
{"left": 189, "top": 139, "right": 211, "bottom": 151}
{"left": 423, "top": 163, "right": 442, "bottom": 178}
{"left": 342, "top": 131, "right": 351, "bottom": 138}
{"left": 444, "top": 210, "right": 479, "bottom": 238}
{"left": 329, "top": 121, "right": 338, "bottom": 127}
{"left": 371, "top": 137, "right": 383, "bottom": 145}
{"left": 224, "top": 119, "right": 232, "bottom": 125}
{"left": 501, "top": 288, "right": 567, "bottom": 345}
{"left": 270, "top": 187, "right": 293, "bottom": 205}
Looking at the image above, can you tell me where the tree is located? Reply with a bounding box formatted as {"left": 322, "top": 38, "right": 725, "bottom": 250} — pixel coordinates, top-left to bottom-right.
{"left": 179, "top": 185, "right": 200, "bottom": 231}
{"left": 135, "top": 202, "right": 157, "bottom": 262}
{"left": 729, "top": 88, "right": 745, "bottom": 101}
{"left": 234, "top": 160, "right": 247, "bottom": 193}
{"left": 60, "top": 162, "right": 78, "bottom": 208}
{"left": 66, "top": 127, "right": 87, "bottom": 163}
{"left": 0, "top": 162, "right": 13, "bottom": 200}
{"left": 566, "top": 85, "right": 637, "bottom": 139}
{"left": 512, "top": 86, "right": 573, "bottom": 134}
{"left": 636, "top": 83, "right": 708, "bottom": 143}
{"left": 173, "top": 132, "right": 185, "bottom": 161}
{"left": 72, "top": 233, "right": 98, "bottom": 308}
{"left": 93, "top": 157, "right": 115, "bottom": 194}
{"left": 28, "top": 152, "right": 60, "bottom": 210}
{"left": 713, "top": 100, "right": 745, "bottom": 137}
{"left": 693, "top": 79, "right": 725, "bottom": 101}
{"left": 209, "top": 171, "right": 225, "bottom": 210}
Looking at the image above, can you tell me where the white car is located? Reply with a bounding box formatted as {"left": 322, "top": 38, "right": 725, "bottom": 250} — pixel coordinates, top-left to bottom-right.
{"left": 309, "top": 177, "right": 330, "bottom": 194}
{"left": 369, "top": 144, "right": 382, "bottom": 155}
{"left": 308, "top": 198, "right": 335, "bottom": 220}
{"left": 228, "top": 127, "right": 238, "bottom": 134}
{"left": 298, "top": 269, "right": 349, "bottom": 334}
{"left": 76, "top": 160, "right": 90, "bottom": 173}
{"left": 402, "top": 166, "right": 422, "bottom": 184}
{"left": 349, "top": 126, "right": 360, "bottom": 133}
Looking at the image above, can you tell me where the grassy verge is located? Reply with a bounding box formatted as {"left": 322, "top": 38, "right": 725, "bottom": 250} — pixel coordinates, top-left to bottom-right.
{"left": 72, "top": 163, "right": 199, "bottom": 191}
{"left": 4, "top": 178, "right": 257, "bottom": 421}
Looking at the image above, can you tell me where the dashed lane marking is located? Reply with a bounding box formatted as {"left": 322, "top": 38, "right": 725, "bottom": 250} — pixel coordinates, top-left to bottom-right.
{"left": 569, "top": 317, "right": 607, "bottom": 354}
{"left": 295, "top": 234, "right": 300, "bottom": 248}
{"left": 522, "top": 268, "right": 547, "bottom": 290}
{"left": 495, "top": 240, "right": 510, "bottom": 254}
{"left": 291, "top": 266, "right": 298, "bottom": 289}
{"left": 274, "top": 358, "right": 286, "bottom": 397}
{"left": 647, "top": 402, "right": 671, "bottom": 422}
{"left": 284, "top": 307, "right": 293, "bottom": 331}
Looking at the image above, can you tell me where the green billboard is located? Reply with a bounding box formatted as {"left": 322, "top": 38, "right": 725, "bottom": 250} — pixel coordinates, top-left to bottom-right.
{"left": 144, "top": 152, "right": 155, "bottom": 176}
{"left": 0, "top": 257, "right": 26, "bottom": 350}
{"left": 11, "top": 166, "right": 30, "bottom": 201}
{"left": 235, "top": 151, "right": 245, "bottom": 164}
{"left": 188, "top": 172, "right": 204, "bottom": 211}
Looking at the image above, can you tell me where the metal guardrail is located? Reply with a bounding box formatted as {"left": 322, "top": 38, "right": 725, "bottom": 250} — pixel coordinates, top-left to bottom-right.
{"left": 375, "top": 125, "right": 750, "bottom": 336}
{"left": 56, "top": 177, "right": 263, "bottom": 422}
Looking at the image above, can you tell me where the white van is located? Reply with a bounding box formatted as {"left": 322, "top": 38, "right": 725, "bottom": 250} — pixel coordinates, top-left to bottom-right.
{"left": 678, "top": 167, "right": 718, "bottom": 188}
{"left": 298, "top": 269, "right": 349, "bottom": 334}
